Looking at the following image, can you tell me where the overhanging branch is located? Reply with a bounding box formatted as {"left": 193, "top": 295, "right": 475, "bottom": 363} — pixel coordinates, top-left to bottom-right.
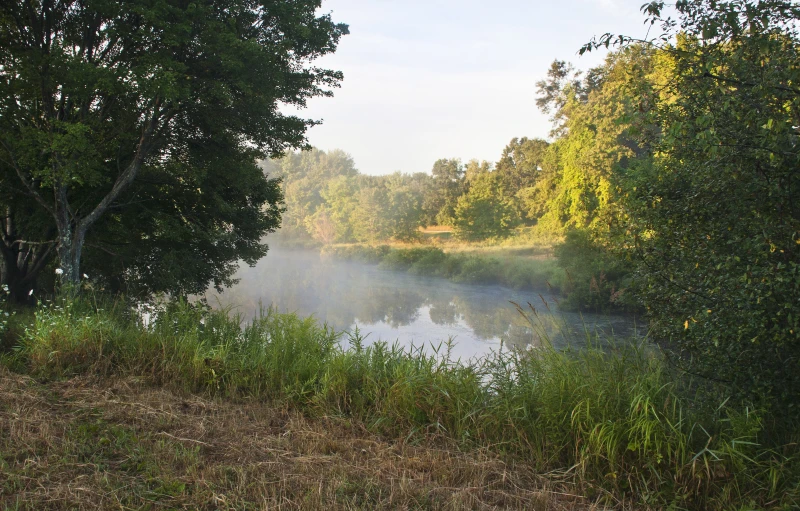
{"left": 78, "top": 99, "right": 163, "bottom": 234}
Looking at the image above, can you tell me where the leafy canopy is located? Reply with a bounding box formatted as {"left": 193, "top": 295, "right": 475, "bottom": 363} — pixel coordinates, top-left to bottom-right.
{"left": 0, "top": 0, "right": 348, "bottom": 298}
{"left": 585, "top": 0, "right": 800, "bottom": 411}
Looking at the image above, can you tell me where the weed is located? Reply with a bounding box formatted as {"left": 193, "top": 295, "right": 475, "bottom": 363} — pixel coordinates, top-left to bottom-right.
{"left": 2, "top": 298, "right": 799, "bottom": 509}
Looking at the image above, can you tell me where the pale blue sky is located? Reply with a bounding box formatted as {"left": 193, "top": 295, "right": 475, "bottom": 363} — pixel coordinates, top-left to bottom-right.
{"left": 289, "top": 0, "right": 656, "bottom": 175}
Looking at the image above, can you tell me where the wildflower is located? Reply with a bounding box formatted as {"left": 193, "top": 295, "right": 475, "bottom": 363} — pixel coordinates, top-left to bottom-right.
{"left": 28, "top": 289, "right": 33, "bottom": 296}
{"left": 83, "top": 273, "right": 89, "bottom": 279}
{"left": 1, "top": 285, "right": 7, "bottom": 292}
{"left": 55, "top": 268, "right": 64, "bottom": 275}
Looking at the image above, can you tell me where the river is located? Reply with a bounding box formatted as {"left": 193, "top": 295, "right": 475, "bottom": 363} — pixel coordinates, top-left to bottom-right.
{"left": 207, "top": 249, "right": 644, "bottom": 360}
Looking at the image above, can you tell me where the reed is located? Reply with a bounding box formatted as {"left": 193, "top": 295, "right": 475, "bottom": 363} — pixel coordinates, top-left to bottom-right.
{"left": 6, "top": 297, "right": 799, "bottom": 509}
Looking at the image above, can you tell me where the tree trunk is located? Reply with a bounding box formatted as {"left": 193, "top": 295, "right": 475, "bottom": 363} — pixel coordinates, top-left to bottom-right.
{"left": 54, "top": 184, "right": 85, "bottom": 292}
{"left": 0, "top": 207, "right": 54, "bottom": 304}
{"left": 55, "top": 228, "right": 85, "bottom": 291}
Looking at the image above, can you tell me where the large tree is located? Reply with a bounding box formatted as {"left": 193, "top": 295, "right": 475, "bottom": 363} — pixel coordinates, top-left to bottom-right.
{"left": 585, "top": 0, "right": 800, "bottom": 411}
{"left": 452, "top": 171, "right": 519, "bottom": 241}
{"left": 494, "top": 137, "right": 549, "bottom": 196}
{"left": 421, "top": 158, "right": 465, "bottom": 226}
{"left": 0, "top": 0, "right": 347, "bottom": 299}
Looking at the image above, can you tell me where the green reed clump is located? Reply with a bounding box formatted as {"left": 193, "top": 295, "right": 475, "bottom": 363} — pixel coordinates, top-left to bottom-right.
{"left": 377, "top": 246, "right": 445, "bottom": 272}
{"left": 7, "top": 297, "right": 800, "bottom": 510}
{"left": 321, "top": 244, "right": 391, "bottom": 264}
{"left": 325, "top": 245, "right": 564, "bottom": 293}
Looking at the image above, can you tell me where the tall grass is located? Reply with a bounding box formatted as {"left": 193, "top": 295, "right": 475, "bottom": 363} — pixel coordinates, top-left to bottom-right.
{"left": 5, "top": 297, "right": 799, "bottom": 509}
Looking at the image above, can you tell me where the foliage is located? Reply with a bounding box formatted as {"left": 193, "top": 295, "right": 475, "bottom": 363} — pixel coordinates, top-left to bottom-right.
{"left": 5, "top": 298, "right": 799, "bottom": 510}
{"left": 265, "top": 149, "right": 359, "bottom": 239}
{"left": 533, "top": 47, "right": 653, "bottom": 236}
{"left": 422, "top": 158, "right": 466, "bottom": 226}
{"left": 452, "top": 172, "right": 520, "bottom": 241}
{"left": 583, "top": 0, "right": 800, "bottom": 413}
{"left": 267, "top": 149, "right": 427, "bottom": 244}
{"left": 0, "top": 0, "right": 347, "bottom": 297}
{"left": 554, "top": 230, "right": 634, "bottom": 313}
{"left": 324, "top": 245, "right": 564, "bottom": 292}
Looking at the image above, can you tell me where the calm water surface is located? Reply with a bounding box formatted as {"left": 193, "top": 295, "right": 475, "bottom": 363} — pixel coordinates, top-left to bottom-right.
{"left": 208, "top": 249, "right": 644, "bottom": 360}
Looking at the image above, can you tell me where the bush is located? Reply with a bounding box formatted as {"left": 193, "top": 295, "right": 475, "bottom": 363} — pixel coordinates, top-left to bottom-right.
{"left": 554, "top": 229, "right": 634, "bottom": 313}
{"left": 377, "top": 247, "right": 444, "bottom": 271}
{"left": 325, "top": 245, "right": 565, "bottom": 295}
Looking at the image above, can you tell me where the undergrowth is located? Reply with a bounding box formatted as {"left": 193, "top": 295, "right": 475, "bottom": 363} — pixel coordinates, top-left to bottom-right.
{"left": 323, "top": 245, "right": 565, "bottom": 292}
{"left": 2, "top": 298, "right": 799, "bottom": 510}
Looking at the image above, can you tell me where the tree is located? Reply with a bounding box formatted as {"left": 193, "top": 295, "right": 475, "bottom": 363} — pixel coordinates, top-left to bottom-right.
{"left": 351, "top": 180, "right": 389, "bottom": 244}
{"left": 421, "top": 158, "right": 465, "bottom": 226}
{"left": 494, "top": 137, "right": 549, "bottom": 195}
{"left": 382, "top": 172, "right": 424, "bottom": 241}
{"left": 452, "top": 172, "right": 519, "bottom": 241}
{"left": 464, "top": 159, "right": 492, "bottom": 183}
{"left": 533, "top": 49, "right": 653, "bottom": 234}
{"left": 271, "top": 148, "right": 358, "bottom": 237}
{"left": 316, "top": 175, "right": 360, "bottom": 242}
{"left": 0, "top": 0, "right": 347, "bottom": 298}
{"left": 305, "top": 207, "right": 337, "bottom": 245}
{"left": 585, "top": 0, "right": 800, "bottom": 411}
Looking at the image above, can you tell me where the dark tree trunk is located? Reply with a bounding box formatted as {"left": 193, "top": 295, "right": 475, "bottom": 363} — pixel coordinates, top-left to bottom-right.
{"left": 0, "top": 207, "right": 55, "bottom": 304}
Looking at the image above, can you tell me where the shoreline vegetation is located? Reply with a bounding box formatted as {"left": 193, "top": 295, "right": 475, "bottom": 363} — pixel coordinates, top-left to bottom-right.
{"left": 318, "top": 238, "right": 635, "bottom": 315}
{"left": 322, "top": 243, "right": 564, "bottom": 293}
{"left": 1, "top": 299, "right": 798, "bottom": 509}
{"left": 2, "top": 2, "right": 799, "bottom": 510}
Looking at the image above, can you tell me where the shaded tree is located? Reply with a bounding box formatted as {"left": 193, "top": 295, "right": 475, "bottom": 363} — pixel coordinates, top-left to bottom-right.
{"left": 494, "top": 138, "right": 549, "bottom": 195}
{"left": 422, "top": 158, "right": 465, "bottom": 226}
{"left": 0, "top": 0, "right": 347, "bottom": 298}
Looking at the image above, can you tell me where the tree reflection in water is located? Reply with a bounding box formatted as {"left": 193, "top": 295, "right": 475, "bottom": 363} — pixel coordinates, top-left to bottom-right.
{"left": 206, "top": 249, "right": 642, "bottom": 359}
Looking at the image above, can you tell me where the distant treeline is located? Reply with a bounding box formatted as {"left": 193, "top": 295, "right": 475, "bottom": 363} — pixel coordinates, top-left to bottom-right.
{"left": 261, "top": 50, "right": 662, "bottom": 246}
{"left": 262, "top": 140, "right": 553, "bottom": 244}
{"left": 260, "top": 47, "right": 677, "bottom": 249}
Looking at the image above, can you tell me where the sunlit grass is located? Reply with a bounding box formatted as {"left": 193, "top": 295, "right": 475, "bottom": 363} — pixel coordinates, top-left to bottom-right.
{"left": 3, "top": 298, "right": 799, "bottom": 510}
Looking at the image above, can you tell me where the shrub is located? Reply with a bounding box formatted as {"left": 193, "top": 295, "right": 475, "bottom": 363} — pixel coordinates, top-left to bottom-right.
{"left": 554, "top": 229, "right": 634, "bottom": 313}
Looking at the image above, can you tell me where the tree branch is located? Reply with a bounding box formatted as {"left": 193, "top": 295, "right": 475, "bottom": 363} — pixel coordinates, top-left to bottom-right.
{"left": 85, "top": 242, "right": 119, "bottom": 257}
{"left": 10, "top": 239, "right": 57, "bottom": 246}
{"left": 77, "top": 99, "right": 163, "bottom": 234}
{"left": 0, "top": 139, "right": 55, "bottom": 216}
{"left": 20, "top": 243, "right": 55, "bottom": 286}
{"left": 702, "top": 71, "right": 800, "bottom": 96}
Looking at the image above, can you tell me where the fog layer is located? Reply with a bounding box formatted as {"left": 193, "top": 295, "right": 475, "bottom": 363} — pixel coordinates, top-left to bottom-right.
{"left": 207, "top": 249, "right": 641, "bottom": 360}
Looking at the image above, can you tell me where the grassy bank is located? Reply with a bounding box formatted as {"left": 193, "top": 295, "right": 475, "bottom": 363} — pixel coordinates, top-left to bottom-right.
{"left": 1, "top": 299, "right": 798, "bottom": 509}
{"left": 323, "top": 245, "right": 566, "bottom": 294}
{"left": 0, "top": 368, "right": 560, "bottom": 510}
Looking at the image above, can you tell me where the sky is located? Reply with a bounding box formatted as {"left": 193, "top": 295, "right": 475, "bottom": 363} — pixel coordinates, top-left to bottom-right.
{"left": 285, "top": 0, "right": 658, "bottom": 175}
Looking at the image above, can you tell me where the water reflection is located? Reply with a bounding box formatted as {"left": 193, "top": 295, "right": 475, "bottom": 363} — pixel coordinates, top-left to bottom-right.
{"left": 206, "top": 249, "right": 643, "bottom": 360}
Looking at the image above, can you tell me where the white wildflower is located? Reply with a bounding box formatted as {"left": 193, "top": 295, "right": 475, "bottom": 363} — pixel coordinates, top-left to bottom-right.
{"left": 1, "top": 285, "right": 7, "bottom": 292}
{"left": 28, "top": 289, "right": 33, "bottom": 296}
{"left": 83, "top": 273, "right": 89, "bottom": 279}
{"left": 55, "top": 268, "right": 64, "bottom": 275}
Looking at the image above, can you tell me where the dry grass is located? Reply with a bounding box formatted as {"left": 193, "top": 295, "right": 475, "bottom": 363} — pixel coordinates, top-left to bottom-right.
{"left": 0, "top": 367, "right": 595, "bottom": 511}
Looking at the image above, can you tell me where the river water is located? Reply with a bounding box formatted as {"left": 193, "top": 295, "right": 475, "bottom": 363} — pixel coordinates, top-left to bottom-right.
{"left": 207, "top": 249, "right": 644, "bottom": 360}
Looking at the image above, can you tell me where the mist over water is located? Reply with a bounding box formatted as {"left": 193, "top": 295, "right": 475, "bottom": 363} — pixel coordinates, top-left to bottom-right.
{"left": 206, "top": 249, "right": 643, "bottom": 360}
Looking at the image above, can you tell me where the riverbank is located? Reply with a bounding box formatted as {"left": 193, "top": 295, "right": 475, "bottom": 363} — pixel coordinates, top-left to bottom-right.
{"left": 322, "top": 244, "right": 566, "bottom": 294}
{"left": 0, "top": 369, "right": 568, "bottom": 510}
{"left": 1, "top": 299, "right": 797, "bottom": 510}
